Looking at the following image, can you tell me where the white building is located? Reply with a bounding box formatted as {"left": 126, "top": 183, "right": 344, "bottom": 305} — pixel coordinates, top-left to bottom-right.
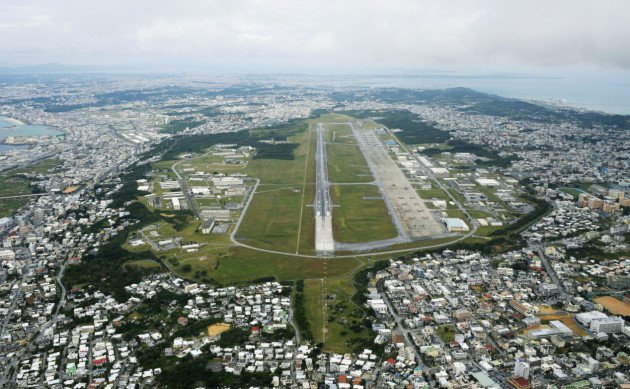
{"left": 576, "top": 311, "right": 608, "bottom": 326}
{"left": 442, "top": 218, "right": 469, "bottom": 232}
{"left": 0, "top": 249, "right": 15, "bottom": 260}
{"left": 590, "top": 317, "right": 625, "bottom": 334}
{"left": 513, "top": 358, "right": 530, "bottom": 379}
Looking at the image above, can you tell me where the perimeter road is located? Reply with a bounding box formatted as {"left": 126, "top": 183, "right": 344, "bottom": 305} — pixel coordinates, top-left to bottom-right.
{"left": 230, "top": 179, "right": 260, "bottom": 243}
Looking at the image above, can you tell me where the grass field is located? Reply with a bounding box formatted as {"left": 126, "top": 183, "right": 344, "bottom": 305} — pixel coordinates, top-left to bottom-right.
{"left": 235, "top": 120, "right": 316, "bottom": 254}
{"left": 558, "top": 187, "right": 587, "bottom": 199}
{"left": 326, "top": 122, "right": 372, "bottom": 183}
{"left": 331, "top": 184, "right": 398, "bottom": 243}
{"left": 467, "top": 209, "right": 493, "bottom": 219}
{"left": 435, "top": 325, "right": 457, "bottom": 342}
{"left": 12, "top": 158, "right": 63, "bottom": 175}
{"left": 327, "top": 142, "right": 373, "bottom": 183}
{"left": 125, "top": 259, "right": 161, "bottom": 269}
{"left": 304, "top": 279, "right": 325, "bottom": 343}
{"left": 326, "top": 123, "right": 356, "bottom": 144}
{"left": 0, "top": 158, "right": 62, "bottom": 217}
{"left": 174, "top": 246, "right": 362, "bottom": 285}
{"left": 235, "top": 188, "right": 303, "bottom": 252}
{"left": 322, "top": 275, "right": 372, "bottom": 353}
{"left": 418, "top": 187, "right": 451, "bottom": 200}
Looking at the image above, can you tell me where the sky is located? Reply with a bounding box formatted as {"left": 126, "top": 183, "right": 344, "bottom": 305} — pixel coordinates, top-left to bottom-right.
{"left": 1, "top": 0, "right": 630, "bottom": 75}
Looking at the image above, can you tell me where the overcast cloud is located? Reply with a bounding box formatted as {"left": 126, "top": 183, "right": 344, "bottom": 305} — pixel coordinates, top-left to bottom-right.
{"left": 1, "top": 0, "right": 629, "bottom": 73}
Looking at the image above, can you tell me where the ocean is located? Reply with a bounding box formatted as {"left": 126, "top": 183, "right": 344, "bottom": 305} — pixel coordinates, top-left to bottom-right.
{"left": 344, "top": 74, "right": 630, "bottom": 115}
{"left": 0, "top": 116, "right": 61, "bottom": 153}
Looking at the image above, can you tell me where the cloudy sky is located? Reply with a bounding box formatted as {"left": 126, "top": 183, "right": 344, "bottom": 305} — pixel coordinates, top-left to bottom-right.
{"left": 1, "top": 0, "right": 630, "bottom": 74}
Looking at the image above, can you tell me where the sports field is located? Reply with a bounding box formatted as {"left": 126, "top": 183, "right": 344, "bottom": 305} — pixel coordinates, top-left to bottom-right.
{"left": 594, "top": 296, "right": 630, "bottom": 316}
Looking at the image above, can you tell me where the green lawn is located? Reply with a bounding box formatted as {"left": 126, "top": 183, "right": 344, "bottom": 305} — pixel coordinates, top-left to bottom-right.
{"left": 327, "top": 142, "right": 373, "bottom": 183}
{"left": 418, "top": 187, "right": 451, "bottom": 200}
{"left": 321, "top": 275, "right": 372, "bottom": 353}
{"left": 435, "top": 325, "right": 457, "bottom": 342}
{"left": 331, "top": 184, "right": 398, "bottom": 243}
{"left": 235, "top": 121, "right": 315, "bottom": 253}
{"left": 174, "top": 246, "right": 362, "bottom": 285}
{"left": 475, "top": 226, "right": 504, "bottom": 236}
{"left": 0, "top": 158, "right": 63, "bottom": 217}
{"left": 326, "top": 123, "right": 356, "bottom": 144}
{"left": 236, "top": 188, "right": 303, "bottom": 252}
{"left": 304, "top": 279, "right": 325, "bottom": 343}
{"left": 557, "top": 187, "right": 587, "bottom": 199}
{"left": 0, "top": 175, "right": 34, "bottom": 216}
{"left": 467, "top": 209, "right": 492, "bottom": 219}
{"left": 445, "top": 209, "right": 467, "bottom": 219}
{"left": 125, "top": 259, "right": 161, "bottom": 269}
{"left": 11, "top": 158, "right": 63, "bottom": 175}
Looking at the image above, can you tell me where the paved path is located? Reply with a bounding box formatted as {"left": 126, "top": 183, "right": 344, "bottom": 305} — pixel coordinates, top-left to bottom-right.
{"left": 229, "top": 179, "right": 260, "bottom": 242}
{"left": 0, "top": 193, "right": 48, "bottom": 199}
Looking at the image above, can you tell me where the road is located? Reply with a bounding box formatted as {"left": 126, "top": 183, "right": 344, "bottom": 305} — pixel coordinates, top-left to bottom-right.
{"left": 533, "top": 244, "right": 570, "bottom": 301}
{"left": 171, "top": 158, "right": 200, "bottom": 218}
{"left": 0, "top": 193, "right": 48, "bottom": 200}
{"left": 0, "top": 255, "right": 31, "bottom": 336}
{"left": 0, "top": 256, "right": 32, "bottom": 388}
{"left": 377, "top": 280, "right": 435, "bottom": 387}
{"left": 229, "top": 178, "right": 260, "bottom": 242}
{"left": 0, "top": 255, "right": 70, "bottom": 387}
{"left": 287, "top": 302, "right": 301, "bottom": 345}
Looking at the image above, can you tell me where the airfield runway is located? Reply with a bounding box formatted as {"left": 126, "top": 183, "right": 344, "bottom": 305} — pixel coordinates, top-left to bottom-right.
{"left": 314, "top": 123, "right": 335, "bottom": 255}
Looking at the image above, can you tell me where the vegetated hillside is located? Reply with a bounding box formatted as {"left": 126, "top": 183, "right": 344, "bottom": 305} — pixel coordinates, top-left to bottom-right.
{"left": 338, "top": 87, "right": 630, "bottom": 131}
{"left": 461, "top": 95, "right": 630, "bottom": 130}
{"left": 340, "top": 109, "right": 450, "bottom": 144}
{"left": 331, "top": 87, "right": 495, "bottom": 105}
{"left": 370, "top": 87, "right": 496, "bottom": 105}
{"left": 160, "top": 117, "right": 206, "bottom": 134}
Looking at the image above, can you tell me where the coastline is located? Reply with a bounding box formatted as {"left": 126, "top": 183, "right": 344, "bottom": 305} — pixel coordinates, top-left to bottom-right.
{"left": 1, "top": 117, "right": 26, "bottom": 127}
{"left": 6, "top": 118, "right": 25, "bottom": 126}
